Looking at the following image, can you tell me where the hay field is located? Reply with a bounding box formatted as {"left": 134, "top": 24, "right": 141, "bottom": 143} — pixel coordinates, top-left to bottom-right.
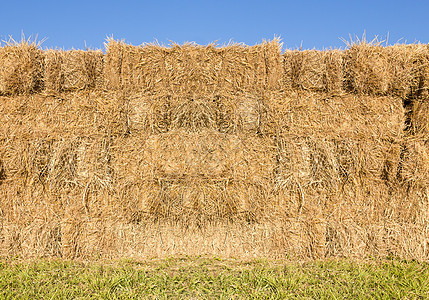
{"left": 0, "top": 38, "right": 428, "bottom": 260}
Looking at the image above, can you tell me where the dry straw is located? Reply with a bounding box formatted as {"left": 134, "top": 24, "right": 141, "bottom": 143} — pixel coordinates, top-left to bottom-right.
{"left": 283, "top": 49, "right": 343, "bottom": 93}
{"left": 0, "top": 38, "right": 428, "bottom": 260}
{"left": 342, "top": 37, "right": 429, "bottom": 97}
{"left": 44, "top": 49, "right": 104, "bottom": 92}
{"left": 103, "top": 38, "right": 283, "bottom": 94}
{"left": 0, "top": 38, "right": 43, "bottom": 95}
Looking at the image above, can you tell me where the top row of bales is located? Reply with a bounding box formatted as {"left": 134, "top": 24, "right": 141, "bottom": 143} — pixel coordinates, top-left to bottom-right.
{"left": 0, "top": 39, "right": 428, "bottom": 97}
{"left": 103, "top": 38, "right": 282, "bottom": 95}
{"left": 284, "top": 43, "right": 429, "bottom": 98}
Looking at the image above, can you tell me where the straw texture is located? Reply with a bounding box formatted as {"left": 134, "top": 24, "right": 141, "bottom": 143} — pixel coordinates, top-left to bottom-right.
{"left": 0, "top": 39, "right": 428, "bottom": 260}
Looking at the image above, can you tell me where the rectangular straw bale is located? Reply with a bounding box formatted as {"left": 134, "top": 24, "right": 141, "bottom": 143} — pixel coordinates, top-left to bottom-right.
{"left": 120, "top": 43, "right": 147, "bottom": 90}
{"left": 43, "top": 50, "right": 63, "bottom": 92}
{"left": 0, "top": 132, "right": 113, "bottom": 193}
{"left": 343, "top": 43, "right": 429, "bottom": 97}
{"left": 44, "top": 49, "right": 104, "bottom": 92}
{"left": 385, "top": 44, "right": 417, "bottom": 98}
{"left": 46, "top": 91, "right": 127, "bottom": 136}
{"left": 0, "top": 42, "right": 43, "bottom": 95}
{"left": 410, "top": 44, "right": 429, "bottom": 98}
{"left": 411, "top": 99, "right": 429, "bottom": 137}
{"left": 283, "top": 49, "right": 343, "bottom": 93}
{"left": 219, "top": 41, "right": 282, "bottom": 93}
{"left": 103, "top": 39, "right": 282, "bottom": 94}
{"left": 0, "top": 91, "right": 125, "bottom": 138}
{"left": 104, "top": 39, "right": 124, "bottom": 89}
{"left": 400, "top": 138, "right": 429, "bottom": 189}
{"left": 104, "top": 40, "right": 168, "bottom": 92}
{"left": 135, "top": 43, "right": 226, "bottom": 94}
{"left": 343, "top": 43, "right": 389, "bottom": 95}
{"left": 47, "top": 135, "right": 113, "bottom": 192}
{"left": 267, "top": 91, "right": 404, "bottom": 137}
{"left": 384, "top": 44, "right": 429, "bottom": 98}
{"left": 59, "top": 50, "right": 104, "bottom": 91}
{"left": 243, "top": 40, "right": 283, "bottom": 91}
{"left": 168, "top": 44, "right": 223, "bottom": 94}
{"left": 140, "top": 43, "right": 219, "bottom": 94}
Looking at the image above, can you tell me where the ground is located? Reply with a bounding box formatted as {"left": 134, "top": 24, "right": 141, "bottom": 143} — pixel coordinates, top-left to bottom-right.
{"left": 0, "top": 257, "right": 428, "bottom": 299}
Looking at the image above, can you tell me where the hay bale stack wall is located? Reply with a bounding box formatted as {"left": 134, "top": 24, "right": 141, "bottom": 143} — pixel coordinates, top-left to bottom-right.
{"left": 0, "top": 39, "right": 428, "bottom": 260}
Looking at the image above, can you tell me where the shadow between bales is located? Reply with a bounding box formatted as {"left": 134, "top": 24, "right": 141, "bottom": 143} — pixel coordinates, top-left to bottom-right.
{"left": 0, "top": 160, "right": 5, "bottom": 185}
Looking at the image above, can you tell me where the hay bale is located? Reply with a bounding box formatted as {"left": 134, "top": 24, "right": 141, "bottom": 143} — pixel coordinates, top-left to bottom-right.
{"left": 38, "top": 91, "right": 126, "bottom": 136}
{"left": 411, "top": 99, "right": 429, "bottom": 137}
{"left": 103, "top": 39, "right": 283, "bottom": 94}
{"left": 243, "top": 39, "right": 283, "bottom": 91}
{"left": 343, "top": 42, "right": 429, "bottom": 97}
{"left": 44, "top": 49, "right": 104, "bottom": 92}
{"left": 283, "top": 49, "right": 343, "bottom": 93}
{"left": 66, "top": 50, "right": 103, "bottom": 91}
{"left": 400, "top": 139, "right": 429, "bottom": 189}
{"left": 405, "top": 44, "right": 429, "bottom": 98}
{"left": 47, "top": 136, "right": 113, "bottom": 192}
{"left": 343, "top": 42, "right": 389, "bottom": 95}
{"left": 3, "top": 40, "right": 429, "bottom": 260}
{"left": 0, "top": 41, "right": 43, "bottom": 95}
{"left": 127, "top": 93, "right": 271, "bottom": 136}
{"left": 43, "top": 50, "right": 63, "bottom": 92}
{"left": 104, "top": 40, "right": 163, "bottom": 91}
{"left": 103, "top": 39, "right": 124, "bottom": 89}
{"left": 384, "top": 44, "right": 426, "bottom": 98}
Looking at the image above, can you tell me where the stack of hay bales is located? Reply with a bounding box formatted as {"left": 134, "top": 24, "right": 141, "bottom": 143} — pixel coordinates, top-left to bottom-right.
{"left": 113, "top": 93, "right": 275, "bottom": 224}
{"left": 0, "top": 91, "right": 122, "bottom": 258}
{"left": 265, "top": 89, "right": 405, "bottom": 258}
{"left": 0, "top": 38, "right": 428, "bottom": 260}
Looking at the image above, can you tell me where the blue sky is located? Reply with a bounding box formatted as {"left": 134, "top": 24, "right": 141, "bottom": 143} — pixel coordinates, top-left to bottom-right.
{"left": 1, "top": 0, "right": 428, "bottom": 51}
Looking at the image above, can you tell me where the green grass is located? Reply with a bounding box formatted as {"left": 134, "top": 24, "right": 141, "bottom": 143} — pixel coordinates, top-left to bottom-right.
{"left": 0, "top": 257, "right": 428, "bottom": 299}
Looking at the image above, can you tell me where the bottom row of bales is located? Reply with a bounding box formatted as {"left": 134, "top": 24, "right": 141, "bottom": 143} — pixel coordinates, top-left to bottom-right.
{"left": 0, "top": 90, "right": 428, "bottom": 259}
{"left": 1, "top": 183, "right": 427, "bottom": 259}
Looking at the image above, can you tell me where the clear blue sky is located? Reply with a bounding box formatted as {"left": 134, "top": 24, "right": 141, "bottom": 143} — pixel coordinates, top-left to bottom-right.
{"left": 1, "top": 0, "right": 428, "bottom": 51}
